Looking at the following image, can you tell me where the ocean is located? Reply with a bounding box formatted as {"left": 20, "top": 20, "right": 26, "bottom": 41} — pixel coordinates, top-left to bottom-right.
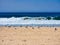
{"left": 0, "top": 12, "right": 60, "bottom": 26}
{"left": 0, "top": 12, "right": 60, "bottom": 18}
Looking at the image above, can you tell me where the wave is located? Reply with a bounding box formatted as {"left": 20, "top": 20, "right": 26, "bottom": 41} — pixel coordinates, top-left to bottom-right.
{"left": 0, "top": 17, "right": 60, "bottom": 26}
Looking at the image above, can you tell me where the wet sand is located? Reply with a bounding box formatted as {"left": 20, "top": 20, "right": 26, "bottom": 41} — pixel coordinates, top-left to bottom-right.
{"left": 0, "top": 26, "right": 60, "bottom": 45}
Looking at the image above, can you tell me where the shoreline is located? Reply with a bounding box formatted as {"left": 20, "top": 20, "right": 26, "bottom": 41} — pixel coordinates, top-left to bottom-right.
{"left": 0, "top": 24, "right": 60, "bottom": 27}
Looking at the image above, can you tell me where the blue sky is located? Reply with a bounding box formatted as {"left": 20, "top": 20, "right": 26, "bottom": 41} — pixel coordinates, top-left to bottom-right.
{"left": 0, "top": 0, "right": 60, "bottom": 12}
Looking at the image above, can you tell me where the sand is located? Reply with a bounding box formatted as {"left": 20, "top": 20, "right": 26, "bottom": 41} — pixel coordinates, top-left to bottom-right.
{"left": 0, "top": 26, "right": 60, "bottom": 45}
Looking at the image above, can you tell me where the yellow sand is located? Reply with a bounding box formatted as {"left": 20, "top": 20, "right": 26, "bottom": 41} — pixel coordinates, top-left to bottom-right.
{"left": 0, "top": 26, "right": 60, "bottom": 45}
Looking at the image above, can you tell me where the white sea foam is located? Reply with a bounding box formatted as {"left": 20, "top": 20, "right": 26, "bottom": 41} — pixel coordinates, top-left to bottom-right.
{"left": 0, "top": 17, "right": 60, "bottom": 26}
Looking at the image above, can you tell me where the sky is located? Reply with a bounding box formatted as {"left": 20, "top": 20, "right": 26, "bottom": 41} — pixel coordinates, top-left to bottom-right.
{"left": 0, "top": 0, "right": 60, "bottom": 12}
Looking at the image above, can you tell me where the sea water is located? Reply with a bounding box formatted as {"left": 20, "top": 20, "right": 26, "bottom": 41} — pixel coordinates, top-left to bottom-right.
{"left": 0, "top": 12, "right": 60, "bottom": 26}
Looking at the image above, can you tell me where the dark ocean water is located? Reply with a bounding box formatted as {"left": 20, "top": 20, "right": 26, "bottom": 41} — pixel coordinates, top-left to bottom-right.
{"left": 0, "top": 12, "right": 60, "bottom": 18}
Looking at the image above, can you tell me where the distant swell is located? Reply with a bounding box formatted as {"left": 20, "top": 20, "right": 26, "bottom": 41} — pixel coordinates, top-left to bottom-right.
{"left": 0, "top": 12, "right": 60, "bottom": 17}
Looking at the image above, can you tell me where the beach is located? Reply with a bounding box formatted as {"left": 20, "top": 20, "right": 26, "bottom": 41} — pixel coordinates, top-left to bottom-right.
{"left": 0, "top": 26, "right": 60, "bottom": 45}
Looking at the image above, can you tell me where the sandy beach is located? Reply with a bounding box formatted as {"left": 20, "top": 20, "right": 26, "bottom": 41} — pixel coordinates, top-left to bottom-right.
{"left": 0, "top": 26, "right": 60, "bottom": 45}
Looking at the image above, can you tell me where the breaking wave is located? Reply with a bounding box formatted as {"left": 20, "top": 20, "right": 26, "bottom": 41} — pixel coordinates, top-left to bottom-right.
{"left": 0, "top": 17, "right": 60, "bottom": 26}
